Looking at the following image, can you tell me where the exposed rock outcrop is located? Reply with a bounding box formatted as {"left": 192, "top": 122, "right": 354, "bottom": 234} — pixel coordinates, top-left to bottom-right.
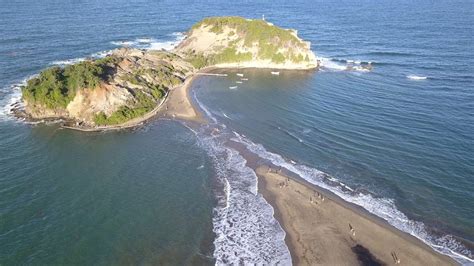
{"left": 176, "top": 16, "right": 318, "bottom": 69}
{"left": 19, "top": 16, "right": 318, "bottom": 128}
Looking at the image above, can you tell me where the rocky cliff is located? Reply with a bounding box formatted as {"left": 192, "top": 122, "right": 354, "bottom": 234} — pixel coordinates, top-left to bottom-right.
{"left": 176, "top": 16, "right": 317, "bottom": 69}
{"left": 20, "top": 16, "right": 318, "bottom": 128}
{"left": 22, "top": 49, "right": 193, "bottom": 126}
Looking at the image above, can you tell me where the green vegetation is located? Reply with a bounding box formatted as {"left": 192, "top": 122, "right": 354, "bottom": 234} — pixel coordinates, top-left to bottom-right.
{"left": 21, "top": 56, "right": 123, "bottom": 109}
{"left": 93, "top": 87, "right": 167, "bottom": 126}
{"left": 93, "top": 90, "right": 163, "bottom": 126}
{"left": 125, "top": 65, "right": 182, "bottom": 90}
{"left": 185, "top": 48, "right": 253, "bottom": 69}
{"left": 190, "top": 16, "right": 308, "bottom": 64}
{"left": 272, "top": 53, "right": 286, "bottom": 64}
{"left": 213, "top": 47, "right": 253, "bottom": 63}
{"left": 192, "top": 17, "right": 301, "bottom": 47}
{"left": 187, "top": 53, "right": 211, "bottom": 69}
{"left": 93, "top": 105, "right": 150, "bottom": 125}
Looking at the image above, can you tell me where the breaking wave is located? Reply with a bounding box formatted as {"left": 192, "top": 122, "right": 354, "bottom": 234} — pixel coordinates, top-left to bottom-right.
{"left": 229, "top": 132, "right": 473, "bottom": 265}
{"left": 50, "top": 49, "right": 113, "bottom": 66}
{"left": 190, "top": 93, "right": 291, "bottom": 264}
{"left": 190, "top": 81, "right": 473, "bottom": 264}
{"left": 0, "top": 74, "right": 37, "bottom": 121}
{"left": 318, "top": 56, "right": 373, "bottom": 72}
{"left": 407, "top": 74, "right": 428, "bottom": 80}
{"left": 110, "top": 32, "right": 185, "bottom": 51}
{"left": 195, "top": 126, "right": 291, "bottom": 265}
{"left": 51, "top": 57, "right": 86, "bottom": 66}
{"left": 1, "top": 31, "right": 187, "bottom": 121}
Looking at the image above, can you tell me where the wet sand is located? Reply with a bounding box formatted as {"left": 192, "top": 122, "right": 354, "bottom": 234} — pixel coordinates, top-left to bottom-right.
{"left": 255, "top": 166, "right": 457, "bottom": 266}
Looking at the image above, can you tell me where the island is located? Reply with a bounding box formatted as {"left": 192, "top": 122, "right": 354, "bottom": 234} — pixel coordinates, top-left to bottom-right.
{"left": 17, "top": 16, "right": 318, "bottom": 129}
{"left": 13, "top": 16, "right": 457, "bottom": 265}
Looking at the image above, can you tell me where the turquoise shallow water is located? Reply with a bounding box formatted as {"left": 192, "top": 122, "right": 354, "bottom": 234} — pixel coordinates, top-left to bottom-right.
{"left": 0, "top": 121, "right": 215, "bottom": 264}
{"left": 1, "top": 0, "right": 473, "bottom": 264}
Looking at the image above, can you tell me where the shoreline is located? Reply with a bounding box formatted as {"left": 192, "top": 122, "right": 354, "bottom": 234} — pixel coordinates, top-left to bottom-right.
{"left": 255, "top": 165, "right": 458, "bottom": 265}
{"left": 14, "top": 58, "right": 318, "bottom": 132}
{"left": 10, "top": 61, "right": 464, "bottom": 264}
{"left": 60, "top": 71, "right": 204, "bottom": 132}
{"left": 58, "top": 64, "right": 316, "bottom": 132}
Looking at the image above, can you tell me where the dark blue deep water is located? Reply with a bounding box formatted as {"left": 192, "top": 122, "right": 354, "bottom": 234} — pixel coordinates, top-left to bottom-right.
{"left": 1, "top": 0, "right": 473, "bottom": 264}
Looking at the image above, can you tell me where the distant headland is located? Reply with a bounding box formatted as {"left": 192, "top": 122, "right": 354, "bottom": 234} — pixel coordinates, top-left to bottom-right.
{"left": 15, "top": 16, "right": 318, "bottom": 130}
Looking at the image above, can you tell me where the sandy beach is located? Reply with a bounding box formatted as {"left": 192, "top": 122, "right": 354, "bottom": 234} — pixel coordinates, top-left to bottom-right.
{"left": 170, "top": 70, "right": 459, "bottom": 264}
{"left": 58, "top": 64, "right": 461, "bottom": 264}
{"left": 163, "top": 73, "right": 203, "bottom": 123}
{"left": 255, "top": 166, "right": 457, "bottom": 265}
{"left": 60, "top": 71, "right": 205, "bottom": 132}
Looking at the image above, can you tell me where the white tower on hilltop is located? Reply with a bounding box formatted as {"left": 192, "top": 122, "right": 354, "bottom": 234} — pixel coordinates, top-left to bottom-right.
{"left": 262, "top": 14, "right": 265, "bottom": 21}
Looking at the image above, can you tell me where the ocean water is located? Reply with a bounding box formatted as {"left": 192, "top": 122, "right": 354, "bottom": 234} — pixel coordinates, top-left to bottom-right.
{"left": 1, "top": 0, "right": 473, "bottom": 264}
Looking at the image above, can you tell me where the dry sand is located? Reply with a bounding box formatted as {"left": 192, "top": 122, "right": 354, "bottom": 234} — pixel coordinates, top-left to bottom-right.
{"left": 61, "top": 63, "right": 460, "bottom": 265}
{"left": 164, "top": 74, "right": 203, "bottom": 122}
{"left": 255, "top": 166, "right": 457, "bottom": 266}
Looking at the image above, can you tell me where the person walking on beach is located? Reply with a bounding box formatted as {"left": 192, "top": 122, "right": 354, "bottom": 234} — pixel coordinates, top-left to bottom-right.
{"left": 349, "top": 223, "right": 355, "bottom": 236}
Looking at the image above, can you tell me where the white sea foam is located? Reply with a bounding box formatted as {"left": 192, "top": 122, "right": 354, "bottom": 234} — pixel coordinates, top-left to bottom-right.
{"left": 136, "top": 38, "right": 153, "bottom": 43}
{"left": 51, "top": 49, "right": 112, "bottom": 67}
{"left": 110, "top": 32, "right": 185, "bottom": 51}
{"left": 110, "top": 40, "right": 135, "bottom": 46}
{"left": 407, "top": 75, "right": 428, "bottom": 80}
{"left": 0, "top": 74, "right": 38, "bottom": 121}
{"left": 318, "top": 57, "right": 373, "bottom": 73}
{"left": 0, "top": 88, "right": 22, "bottom": 121}
{"left": 318, "top": 56, "right": 348, "bottom": 71}
{"left": 51, "top": 57, "right": 86, "bottom": 66}
{"left": 192, "top": 94, "right": 291, "bottom": 264}
{"left": 277, "top": 126, "right": 303, "bottom": 143}
{"left": 229, "top": 132, "right": 474, "bottom": 265}
{"left": 192, "top": 90, "right": 217, "bottom": 124}
{"left": 91, "top": 50, "right": 113, "bottom": 59}
{"left": 222, "top": 112, "right": 231, "bottom": 119}
{"left": 196, "top": 129, "right": 291, "bottom": 265}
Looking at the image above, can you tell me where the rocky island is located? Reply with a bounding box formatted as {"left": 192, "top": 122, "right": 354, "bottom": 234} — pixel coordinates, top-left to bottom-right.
{"left": 9, "top": 16, "right": 462, "bottom": 266}
{"left": 17, "top": 16, "right": 318, "bottom": 129}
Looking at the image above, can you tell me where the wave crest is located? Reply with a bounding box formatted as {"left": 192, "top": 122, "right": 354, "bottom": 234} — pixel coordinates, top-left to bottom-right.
{"left": 110, "top": 32, "right": 185, "bottom": 51}
{"left": 407, "top": 75, "right": 428, "bottom": 80}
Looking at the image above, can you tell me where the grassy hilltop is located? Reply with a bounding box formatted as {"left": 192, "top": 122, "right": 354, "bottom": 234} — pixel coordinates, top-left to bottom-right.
{"left": 178, "top": 16, "right": 316, "bottom": 68}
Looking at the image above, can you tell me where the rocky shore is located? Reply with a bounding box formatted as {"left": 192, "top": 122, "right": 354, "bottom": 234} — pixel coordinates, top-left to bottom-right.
{"left": 14, "top": 16, "right": 318, "bottom": 131}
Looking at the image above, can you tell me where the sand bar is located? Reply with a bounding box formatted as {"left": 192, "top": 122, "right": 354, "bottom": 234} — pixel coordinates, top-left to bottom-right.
{"left": 255, "top": 166, "right": 457, "bottom": 265}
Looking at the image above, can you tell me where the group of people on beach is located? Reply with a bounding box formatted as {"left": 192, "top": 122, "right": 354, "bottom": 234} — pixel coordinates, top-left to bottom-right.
{"left": 267, "top": 164, "right": 404, "bottom": 265}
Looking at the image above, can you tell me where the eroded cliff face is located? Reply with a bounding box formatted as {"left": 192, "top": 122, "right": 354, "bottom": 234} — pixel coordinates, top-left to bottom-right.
{"left": 66, "top": 49, "right": 193, "bottom": 124}
{"left": 22, "top": 48, "right": 194, "bottom": 125}
{"left": 175, "top": 16, "right": 318, "bottom": 69}
{"left": 21, "top": 16, "right": 319, "bottom": 126}
{"left": 23, "top": 100, "right": 70, "bottom": 120}
{"left": 66, "top": 83, "right": 131, "bottom": 122}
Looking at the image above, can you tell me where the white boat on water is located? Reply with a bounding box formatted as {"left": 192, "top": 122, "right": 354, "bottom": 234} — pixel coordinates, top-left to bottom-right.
{"left": 236, "top": 81, "right": 243, "bottom": 84}
{"left": 271, "top": 71, "right": 280, "bottom": 75}
{"left": 236, "top": 73, "right": 244, "bottom": 77}
{"left": 241, "top": 78, "right": 249, "bottom": 81}
{"left": 229, "top": 86, "right": 238, "bottom": 89}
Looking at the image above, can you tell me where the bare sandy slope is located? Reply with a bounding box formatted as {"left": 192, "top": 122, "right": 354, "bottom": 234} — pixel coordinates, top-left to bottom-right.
{"left": 256, "top": 166, "right": 457, "bottom": 266}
